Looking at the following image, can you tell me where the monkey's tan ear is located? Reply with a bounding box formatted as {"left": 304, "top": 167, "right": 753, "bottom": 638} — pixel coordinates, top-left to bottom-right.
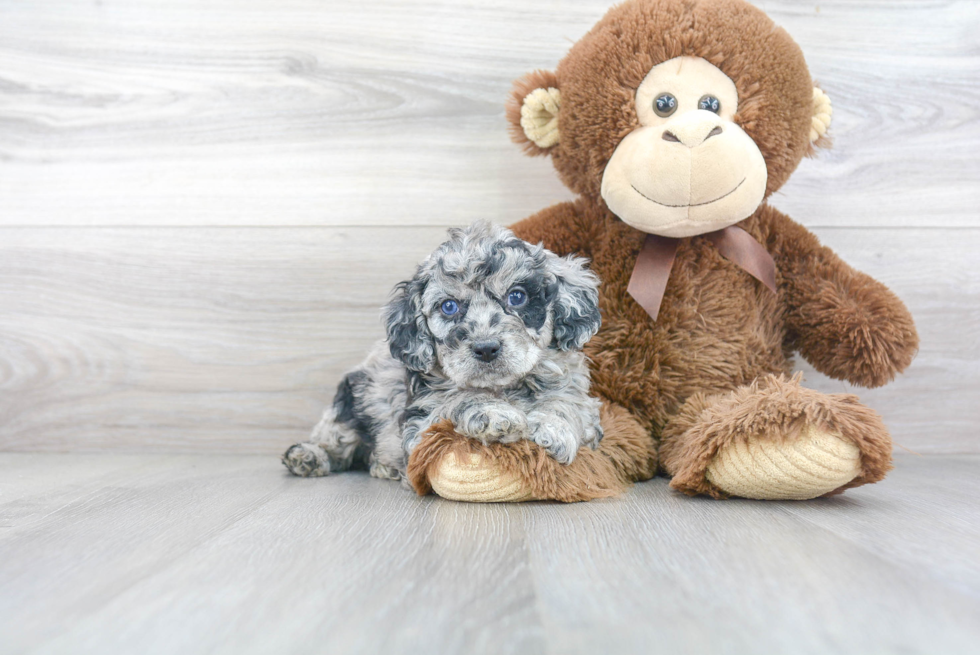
{"left": 808, "top": 86, "right": 833, "bottom": 152}
{"left": 506, "top": 70, "right": 560, "bottom": 156}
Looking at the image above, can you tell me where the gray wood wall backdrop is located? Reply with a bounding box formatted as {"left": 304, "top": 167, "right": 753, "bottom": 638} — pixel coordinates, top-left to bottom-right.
{"left": 0, "top": 0, "right": 977, "bottom": 455}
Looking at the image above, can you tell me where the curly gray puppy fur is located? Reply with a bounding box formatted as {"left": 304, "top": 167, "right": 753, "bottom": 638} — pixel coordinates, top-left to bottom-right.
{"left": 282, "top": 221, "right": 603, "bottom": 484}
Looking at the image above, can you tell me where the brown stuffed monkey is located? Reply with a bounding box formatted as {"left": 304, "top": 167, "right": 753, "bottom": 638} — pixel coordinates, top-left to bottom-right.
{"left": 407, "top": 0, "right": 918, "bottom": 502}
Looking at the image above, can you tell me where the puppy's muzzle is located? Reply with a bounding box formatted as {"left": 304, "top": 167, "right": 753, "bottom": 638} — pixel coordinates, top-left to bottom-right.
{"left": 471, "top": 340, "right": 501, "bottom": 363}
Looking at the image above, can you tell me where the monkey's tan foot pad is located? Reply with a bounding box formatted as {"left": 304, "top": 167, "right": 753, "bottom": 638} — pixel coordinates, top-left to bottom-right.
{"left": 705, "top": 423, "right": 862, "bottom": 500}
{"left": 428, "top": 451, "right": 536, "bottom": 503}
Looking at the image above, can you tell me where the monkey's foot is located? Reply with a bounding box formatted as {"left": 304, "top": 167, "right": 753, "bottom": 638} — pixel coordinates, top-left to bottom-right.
{"left": 661, "top": 374, "right": 892, "bottom": 500}
{"left": 407, "top": 405, "right": 656, "bottom": 503}
{"left": 705, "top": 423, "right": 861, "bottom": 500}
{"left": 429, "top": 451, "right": 535, "bottom": 503}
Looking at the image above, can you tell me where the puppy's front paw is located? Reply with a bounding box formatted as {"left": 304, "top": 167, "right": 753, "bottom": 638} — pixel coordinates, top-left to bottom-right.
{"left": 282, "top": 442, "right": 331, "bottom": 477}
{"left": 369, "top": 459, "right": 402, "bottom": 481}
{"left": 456, "top": 402, "right": 528, "bottom": 443}
{"left": 586, "top": 418, "right": 604, "bottom": 450}
{"left": 528, "top": 418, "right": 580, "bottom": 465}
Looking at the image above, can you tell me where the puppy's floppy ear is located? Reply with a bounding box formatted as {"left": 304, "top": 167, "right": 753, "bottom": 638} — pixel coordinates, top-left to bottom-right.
{"left": 547, "top": 253, "right": 601, "bottom": 351}
{"left": 383, "top": 277, "right": 435, "bottom": 373}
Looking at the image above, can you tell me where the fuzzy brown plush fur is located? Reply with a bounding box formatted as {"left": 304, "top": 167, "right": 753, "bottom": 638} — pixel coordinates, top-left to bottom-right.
{"left": 408, "top": 0, "right": 918, "bottom": 501}
{"left": 526, "top": 0, "right": 816, "bottom": 200}
{"left": 660, "top": 373, "right": 893, "bottom": 498}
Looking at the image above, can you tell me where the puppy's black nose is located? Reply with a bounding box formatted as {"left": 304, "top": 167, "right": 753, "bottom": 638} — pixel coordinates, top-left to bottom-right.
{"left": 472, "top": 340, "right": 501, "bottom": 362}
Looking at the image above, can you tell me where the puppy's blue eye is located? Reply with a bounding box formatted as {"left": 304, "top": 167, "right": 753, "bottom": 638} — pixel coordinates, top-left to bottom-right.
{"left": 507, "top": 288, "right": 527, "bottom": 307}
{"left": 440, "top": 300, "right": 459, "bottom": 316}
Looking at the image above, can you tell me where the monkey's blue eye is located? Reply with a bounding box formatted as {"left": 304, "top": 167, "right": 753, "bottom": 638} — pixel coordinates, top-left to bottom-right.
{"left": 698, "top": 95, "right": 721, "bottom": 113}
{"left": 440, "top": 300, "right": 459, "bottom": 316}
{"left": 654, "top": 93, "right": 677, "bottom": 117}
{"left": 507, "top": 288, "right": 527, "bottom": 307}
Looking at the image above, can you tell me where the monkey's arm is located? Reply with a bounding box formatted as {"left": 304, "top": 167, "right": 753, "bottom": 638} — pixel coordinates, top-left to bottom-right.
{"left": 509, "top": 198, "right": 598, "bottom": 257}
{"left": 762, "top": 206, "right": 918, "bottom": 388}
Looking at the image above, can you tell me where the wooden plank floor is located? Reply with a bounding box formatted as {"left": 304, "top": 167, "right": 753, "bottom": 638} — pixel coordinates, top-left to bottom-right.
{"left": 1, "top": 453, "right": 978, "bottom": 655}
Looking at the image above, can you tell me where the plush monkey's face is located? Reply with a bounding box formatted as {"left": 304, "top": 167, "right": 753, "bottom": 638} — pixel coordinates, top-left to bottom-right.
{"left": 599, "top": 57, "right": 768, "bottom": 238}
{"left": 505, "top": 0, "right": 833, "bottom": 238}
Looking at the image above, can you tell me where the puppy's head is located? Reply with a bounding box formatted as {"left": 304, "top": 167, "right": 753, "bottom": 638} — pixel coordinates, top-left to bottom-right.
{"left": 384, "top": 221, "right": 601, "bottom": 388}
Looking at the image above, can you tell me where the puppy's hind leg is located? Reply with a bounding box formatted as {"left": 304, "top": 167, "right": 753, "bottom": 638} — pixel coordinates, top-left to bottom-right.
{"left": 283, "top": 372, "right": 368, "bottom": 477}
{"left": 282, "top": 408, "right": 362, "bottom": 477}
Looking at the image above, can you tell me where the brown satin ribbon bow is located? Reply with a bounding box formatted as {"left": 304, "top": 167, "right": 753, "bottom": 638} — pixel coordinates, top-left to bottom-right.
{"left": 627, "top": 225, "right": 777, "bottom": 322}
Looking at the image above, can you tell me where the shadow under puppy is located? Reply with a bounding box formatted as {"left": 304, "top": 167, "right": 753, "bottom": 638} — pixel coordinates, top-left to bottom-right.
{"left": 283, "top": 221, "right": 603, "bottom": 485}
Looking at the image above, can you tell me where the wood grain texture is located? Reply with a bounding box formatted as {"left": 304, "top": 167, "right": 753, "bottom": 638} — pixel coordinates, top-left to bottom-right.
{"left": 0, "top": 452, "right": 978, "bottom": 654}
{"left": 0, "top": 0, "right": 977, "bottom": 228}
{"left": 0, "top": 226, "right": 975, "bottom": 454}
{"left": 0, "top": 227, "right": 441, "bottom": 452}
{"left": 0, "top": 0, "right": 977, "bottom": 454}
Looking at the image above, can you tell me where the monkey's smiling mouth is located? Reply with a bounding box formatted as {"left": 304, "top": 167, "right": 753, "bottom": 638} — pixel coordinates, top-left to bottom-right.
{"left": 631, "top": 177, "right": 746, "bottom": 208}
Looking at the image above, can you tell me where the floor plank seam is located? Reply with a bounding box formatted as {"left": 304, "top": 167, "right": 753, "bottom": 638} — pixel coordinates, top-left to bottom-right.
{"left": 769, "top": 501, "right": 980, "bottom": 601}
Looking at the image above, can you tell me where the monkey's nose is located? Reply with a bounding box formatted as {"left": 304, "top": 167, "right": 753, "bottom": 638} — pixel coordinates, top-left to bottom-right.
{"left": 471, "top": 340, "right": 501, "bottom": 362}
{"left": 662, "top": 123, "right": 723, "bottom": 148}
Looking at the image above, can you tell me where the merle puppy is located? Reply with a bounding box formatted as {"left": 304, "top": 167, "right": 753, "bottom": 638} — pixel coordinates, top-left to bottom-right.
{"left": 282, "top": 221, "right": 603, "bottom": 483}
